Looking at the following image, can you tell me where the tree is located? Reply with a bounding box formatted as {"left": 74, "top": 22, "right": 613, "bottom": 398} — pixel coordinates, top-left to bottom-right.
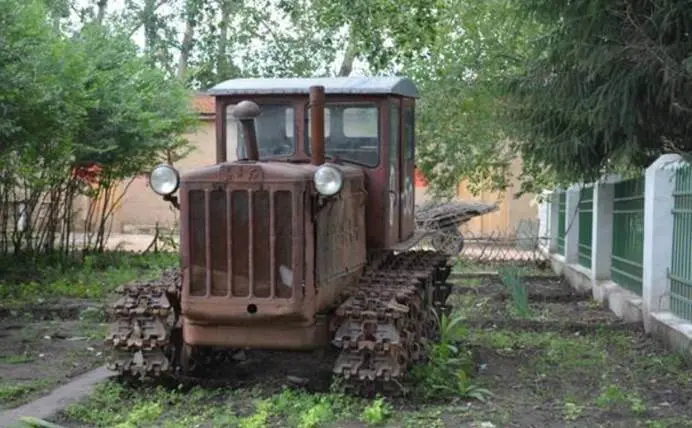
{"left": 0, "top": 0, "right": 197, "bottom": 255}
{"left": 399, "top": 0, "right": 541, "bottom": 198}
{"left": 505, "top": 0, "right": 692, "bottom": 190}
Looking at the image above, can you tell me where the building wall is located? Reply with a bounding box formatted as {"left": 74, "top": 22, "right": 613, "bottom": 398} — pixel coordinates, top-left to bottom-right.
{"left": 106, "top": 119, "right": 218, "bottom": 233}
{"left": 413, "top": 156, "right": 538, "bottom": 237}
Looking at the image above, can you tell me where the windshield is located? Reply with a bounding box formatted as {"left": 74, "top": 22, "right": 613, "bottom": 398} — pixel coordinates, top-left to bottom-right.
{"left": 226, "top": 104, "right": 295, "bottom": 159}
{"left": 305, "top": 103, "right": 379, "bottom": 167}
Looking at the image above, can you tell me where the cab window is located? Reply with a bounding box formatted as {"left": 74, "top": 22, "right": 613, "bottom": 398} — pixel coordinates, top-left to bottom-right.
{"left": 305, "top": 103, "right": 379, "bottom": 167}
{"left": 226, "top": 104, "right": 295, "bottom": 159}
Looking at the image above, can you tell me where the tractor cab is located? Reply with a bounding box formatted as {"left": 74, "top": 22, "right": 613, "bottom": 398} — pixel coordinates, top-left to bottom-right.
{"left": 205, "top": 76, "right": 419, "bottom": 249}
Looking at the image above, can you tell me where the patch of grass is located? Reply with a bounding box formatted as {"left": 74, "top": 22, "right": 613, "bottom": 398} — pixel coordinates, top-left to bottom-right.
{"left": 0, "top": 250, "right": 177, "bottom": 305}
{"left": 60, "top": 381, "right": 369, "bottom": 428}
{"left": 359, "top": 397, "right": 392, "bottom": 426}
{"left": 453, "top": 259, "right": 550, "bottom": 276}
{"left": 562, "top": 401, "right": 584, "bottom": 421}
{"left": 0, "top": 379, "right": 50, "bottom": 408}
{"left": 0, "top": 353, "right": 34, "bottom": 364}
{"left": 594, "top": 384, "right": 647, "bottom": 415}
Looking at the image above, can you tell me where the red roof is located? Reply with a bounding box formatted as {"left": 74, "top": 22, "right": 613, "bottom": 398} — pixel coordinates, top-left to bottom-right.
{"left": 192, "top": 94, "right": 215, "bottom": 115}
{"left": 414, "top": 168, "right": 428, "bottom": 188}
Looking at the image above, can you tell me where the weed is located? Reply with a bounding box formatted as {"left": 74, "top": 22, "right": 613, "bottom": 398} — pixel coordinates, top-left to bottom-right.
{"left": 594, "top": 384, "right": 647, "bottom": 415}
{"left": 359, "top": 397, "right": 392, "bottom": 425}
{"left": 498, "top": 266, "right": 530, "bottom": 317}
{"left": 562, "top": 402, "right": 584, "bottom": 421}
{"left": 237, "top": 399, "right": 272, "bottom": 428}
{"left": 412, "top": 311, "right": 491, "bottom": 402}
{"left": 0, "top": 379, "right": 50, "bottom": 408}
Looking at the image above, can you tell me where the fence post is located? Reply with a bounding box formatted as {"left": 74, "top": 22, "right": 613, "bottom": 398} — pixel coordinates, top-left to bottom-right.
{"left": 564, "top": 184, "right": 580, "bottom": 264}
{"left": 642, "top": 154, "right": 683, "bottom": 332}
{"left": 538, "top": 191, "right": 550, "bottom": 249}
{"left": 548, "top": 190, "right": 560, "bottom": 253}
{"left": 591, "top": 176, "right": 616, "bottom": 281}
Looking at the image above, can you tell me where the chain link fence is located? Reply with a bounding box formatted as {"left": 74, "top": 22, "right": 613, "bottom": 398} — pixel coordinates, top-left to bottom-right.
{"left": 415, "top": 206, "right": 548, "bottom": 266}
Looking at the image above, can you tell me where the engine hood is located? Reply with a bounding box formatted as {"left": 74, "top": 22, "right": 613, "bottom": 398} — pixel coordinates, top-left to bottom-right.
{"left": 180, "top": 161, "right": 365, "bottom": 185}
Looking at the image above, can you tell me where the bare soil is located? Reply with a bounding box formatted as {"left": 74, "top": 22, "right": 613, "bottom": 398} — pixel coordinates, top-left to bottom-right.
{"left": 0, "top": 305, "right": 106, "bottom": 411}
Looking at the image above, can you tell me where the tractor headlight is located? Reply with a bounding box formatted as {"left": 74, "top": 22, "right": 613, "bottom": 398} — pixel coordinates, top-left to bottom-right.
{"left": 313, "top": 164, "right": 343, "bottom": 197}
{"left": 149, "top": 164, "right": 180, "bottom": 196}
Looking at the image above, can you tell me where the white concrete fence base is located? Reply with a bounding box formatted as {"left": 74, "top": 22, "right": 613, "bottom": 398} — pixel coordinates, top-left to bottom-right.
{"left": 543, "top": 154, "right": 692, "bottom": 358}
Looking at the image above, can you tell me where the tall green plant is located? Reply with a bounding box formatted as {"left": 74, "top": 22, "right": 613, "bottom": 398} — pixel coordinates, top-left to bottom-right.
{"left": 498, "top": 266, "right": 530, "bottom": 318}
{"left": 412, "top": 311, "right": 492, "bottom": 402}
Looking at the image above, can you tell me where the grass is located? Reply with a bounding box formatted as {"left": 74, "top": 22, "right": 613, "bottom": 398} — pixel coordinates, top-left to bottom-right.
{"left": 58, "top": 382, "right": 384, "bottom": 428}
{"left": 452, "top": 259, "right": 551, "bottom": 277}
{"left": 0, "top": 379, "right": 51, "bottom": 408}
{"left": 0, "top": 250, "right": 177, "bottom": 305}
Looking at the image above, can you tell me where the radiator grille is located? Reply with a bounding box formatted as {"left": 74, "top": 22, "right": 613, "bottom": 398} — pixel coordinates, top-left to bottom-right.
{"left": 188, "top": 188, "right": 294, "bottom": 298}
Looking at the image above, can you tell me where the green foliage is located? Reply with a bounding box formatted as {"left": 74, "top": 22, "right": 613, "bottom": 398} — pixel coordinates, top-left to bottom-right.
{"left": 406, "top": 0, "right": 544, "bottom": 197}
{"left": 359, "top": 397, "right": 392, "bottom": 426}
{"left": 562, "top": 402, "right": 584, "bottom": 421}
{"left": 62, "top": 381, "right": 365, "bottom": 428}
{"left": 0, "top": 0, "right": 196, "bottom": 256}
{"left": 0, "top": 251, "right": 177, "bottom": 304}
{"left": 595, "top": 384, "right": 647, "bottom": 415}
{"left": 498, "top": 266, "right": 531, "bottom": 318}
{"left": 309, "top": 0, "right": 442, "bottom": 72}
{"left": 412, "top": 311, "right": 492, "bottom": 402}
{"left": 505, "top": 0, "right": 692, "bottom": 189}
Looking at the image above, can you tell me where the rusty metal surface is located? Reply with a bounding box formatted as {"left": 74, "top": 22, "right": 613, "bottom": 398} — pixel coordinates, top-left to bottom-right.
{"left": 309, "top": 86, "right": 326, "bottom": 165}
{"left": 104, "top": 248, "right": 452, "bottom": 389}
{"left": 104, "top": 268, "right": 182, "bottom": 379}
{"left": 331, "top": 249, "right": 452, "bottom": 392}
{"left": 179, "top": 162, "right": 367, "bottom": 335}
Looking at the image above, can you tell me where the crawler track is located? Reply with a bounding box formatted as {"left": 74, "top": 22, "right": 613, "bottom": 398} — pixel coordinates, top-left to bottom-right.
{"left": 104, "top": 269, "right": 182, "bottom": 379}
{"left": 104, "top": 249, "right": 453, "bottom": 394}
{"left": 331, "top": 250, "right": 452, "bottom": 394}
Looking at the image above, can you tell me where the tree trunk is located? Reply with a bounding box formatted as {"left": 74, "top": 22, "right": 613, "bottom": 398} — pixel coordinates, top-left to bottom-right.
{"left": 177, "top": 0, "right": 197, "bottom": 81}
{"left": 337, "top": 27, "right": 358, "bottom": 77}
{"left": 96, "top": 0, "right": 108, "bottom": 24}
{"left": 217, "top": 0, "right": 232, "bottom": 80}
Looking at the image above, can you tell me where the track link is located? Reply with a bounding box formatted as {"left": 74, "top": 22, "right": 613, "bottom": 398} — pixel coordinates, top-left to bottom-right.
{"left": 104, "top": 268, "right": 182, "bottom": 380}
{"left": 331, "top": 250, "right": 452, "bottom": 393}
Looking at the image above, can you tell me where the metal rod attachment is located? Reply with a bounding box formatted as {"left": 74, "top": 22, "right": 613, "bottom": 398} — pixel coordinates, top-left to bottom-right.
{"left": 232, "top": 100, "right": 261, "bottom": 161}
{"left": 309, "top": 85, "right": 326, "bottom": 166}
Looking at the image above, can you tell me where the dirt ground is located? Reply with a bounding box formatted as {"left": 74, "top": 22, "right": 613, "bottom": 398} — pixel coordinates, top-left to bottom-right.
{"left": 0, "top": 302, "right": 106, "bottom": 411}
{"left": 2, "top": 270, "right": 692, "bottom": 427}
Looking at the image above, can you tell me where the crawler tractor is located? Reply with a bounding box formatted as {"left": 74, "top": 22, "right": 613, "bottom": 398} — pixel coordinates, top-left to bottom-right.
{"left": 105, "top": 77, "right": 455, "bottom": 391}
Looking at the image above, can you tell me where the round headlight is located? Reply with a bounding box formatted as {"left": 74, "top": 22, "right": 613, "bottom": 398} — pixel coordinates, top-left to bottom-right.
{"left": 149, "top": 164, "right": 180, "bottom": 196}
{"left": 313, "top": 164, "right": 343, "bottom": 196}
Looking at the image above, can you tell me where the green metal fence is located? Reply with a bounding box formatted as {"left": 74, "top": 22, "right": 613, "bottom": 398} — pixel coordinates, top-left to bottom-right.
{"left": 557, "top": 191, "right": 566, "bottom": 255}
{"left": 611, "top": 177, "right": 645, "bottom": 295}
{"left": 578, "top": 186, "right": 593, "bottom": 268}
{"left": 670, "top": 165, "right": 692, "bottom": 321}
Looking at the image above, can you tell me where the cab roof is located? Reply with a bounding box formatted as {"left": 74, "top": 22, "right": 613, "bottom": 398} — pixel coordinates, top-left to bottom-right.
{"left": 206, "top": 76, "right": 418, "bottom": 98}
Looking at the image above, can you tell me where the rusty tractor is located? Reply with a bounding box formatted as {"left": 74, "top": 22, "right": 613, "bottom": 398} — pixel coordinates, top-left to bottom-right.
{"left": 104, "top": 77, "right": 460, "bottom": 392}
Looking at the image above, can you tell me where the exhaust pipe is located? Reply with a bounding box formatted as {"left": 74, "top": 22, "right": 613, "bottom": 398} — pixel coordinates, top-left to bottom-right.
{"left": 309, "top": 85, "right": 326, "bottom": 166}
{"left": 232, "top": 100, "right": 261, "bottom": 161}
